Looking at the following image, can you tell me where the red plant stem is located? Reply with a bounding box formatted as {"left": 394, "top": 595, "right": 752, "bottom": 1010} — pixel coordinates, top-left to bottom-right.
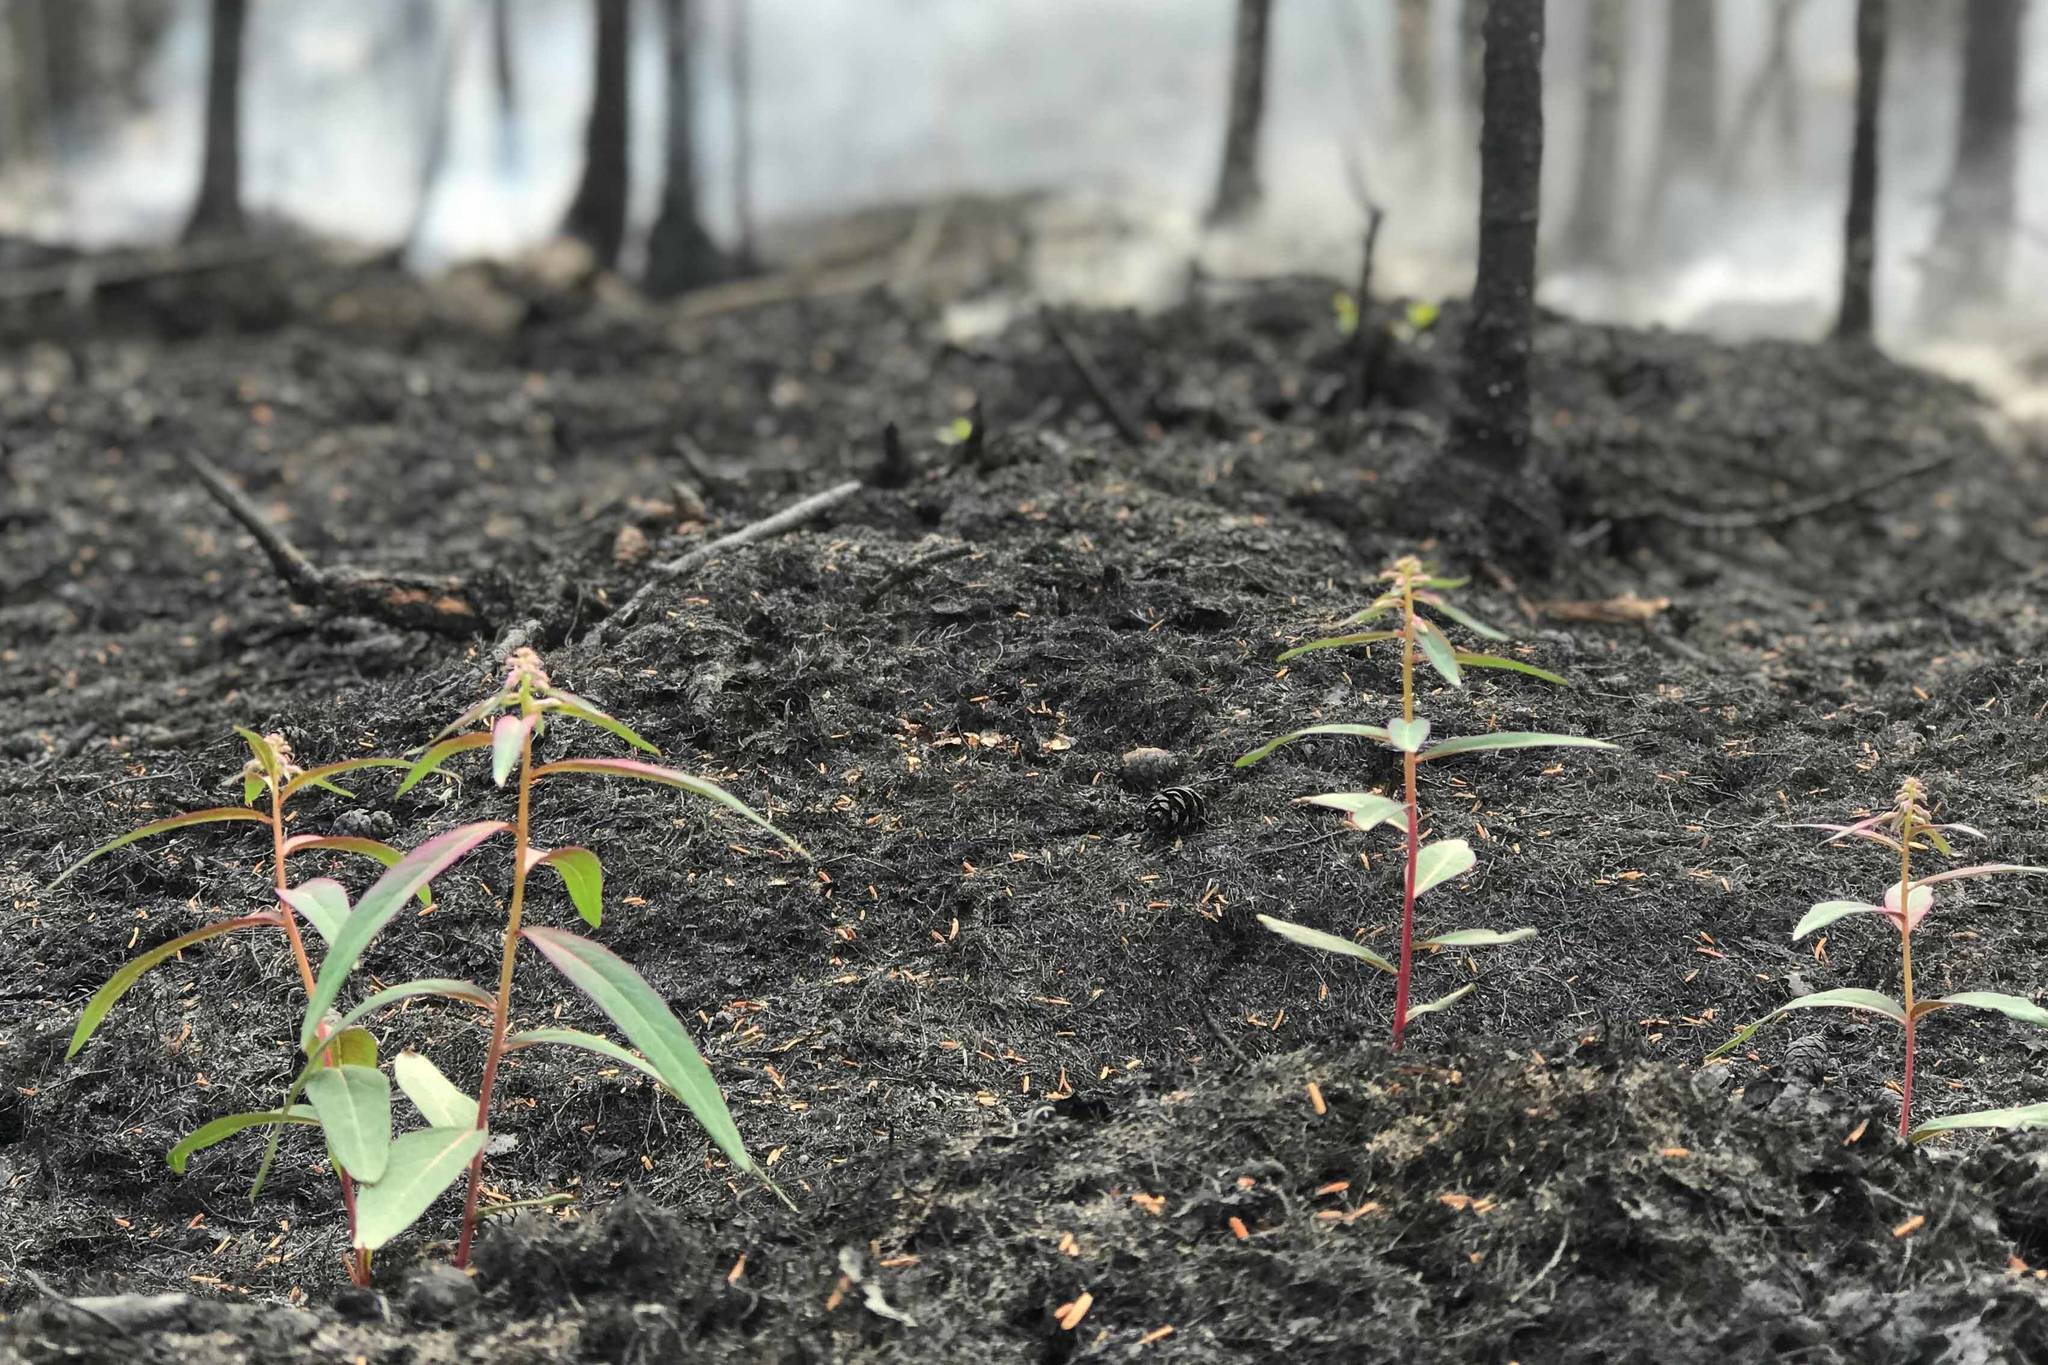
{"left": 1897, "top": 820, "right": 1917, "bottom": 1137}
{"left": 267, "top": 776, "right": 365, "bottom": 1274}
{"left": 1391, "top": 566, "right": 1420, "bottom": 1051}
{"left": 454, "top": 719, "right": 535, "bottom": 1268}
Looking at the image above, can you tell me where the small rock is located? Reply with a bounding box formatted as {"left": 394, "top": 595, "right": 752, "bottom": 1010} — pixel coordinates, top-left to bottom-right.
{"left": 402, "top": 1263, "right": 479, "bottom": 1324}
{"left": 332, "top": 1286, "right": 388, "bottom": 1323}
{"left": 613, "top": 523, "right": 650, "bottom": 566}
{"left": 670, "top": 480, "right": 708, "bottom": 523}
{"left": 1121, "top": 746, "right": 1182, "bottom": 790}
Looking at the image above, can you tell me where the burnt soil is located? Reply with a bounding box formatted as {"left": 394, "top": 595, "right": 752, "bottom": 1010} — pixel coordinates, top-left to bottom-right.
{"left": 5, "top": 247, "right": 2048, "bottom": 1363}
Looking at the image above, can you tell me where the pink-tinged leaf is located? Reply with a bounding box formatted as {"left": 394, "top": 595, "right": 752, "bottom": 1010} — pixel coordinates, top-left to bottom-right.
{"left": 278, "top": 757, "right": 413, "bottom": 802}
{"left": 492, "top": 714, "right": 537, "bottom": 787}
{"left": 300, "top": 822, "right": 512, "bottom": 1049}
{"left": 524, "top": 846, "right": 604, "bottom": 927}
{"left": 540, "top": 689, "right": 659, "bottom": 755}
{"left": 530, "top": 758, "right": 803, "bottom": 855}
{"left": 1791, "top": 818, "right": 1903, "bottom": 852}
{"left": 1387, "top": 718, "right": 1430, "bottom": 753}
{"left": 53, "top": 807, "right": 272, "bottom": 888}
{"left": 277, "top": 878, "right": 351, "bottom": 946}
{"left": 281, "top": 835, "right": 434, "bottom": 907}
{"left": 1235, "top": 724, "right": 1392, "bottom": 768}
{"left": 522, "top": 927, "right": 772, "bottom": 1189}
{"left": 1914, "top": 991, "right": 2048, "bottom": 1029}
{"left": 68, "top": 915, "right": 282, "bottom": 1058}
{"left": 396, "top": 732, "right": 494, "bottom": 795}
{"left": 1343, "top": 600, "right": 1399, "bottom": 627}
{"left": 1881, "top": 881, "right": 1935, "bottom": 933}
{"left": 1276, "top": 631, "right": 1400, "bottom": 662}
{"left": 1910, "top": 864, "right": 2048, "bottom": 890}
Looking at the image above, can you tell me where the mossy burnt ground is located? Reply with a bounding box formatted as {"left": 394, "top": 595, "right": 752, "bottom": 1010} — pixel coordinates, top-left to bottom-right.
{"left": 4, "top": 253, "right": 2048, "bottom": 1361}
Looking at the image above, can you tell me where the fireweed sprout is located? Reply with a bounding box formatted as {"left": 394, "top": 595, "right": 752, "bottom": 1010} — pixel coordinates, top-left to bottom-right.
{"left": 1712, "top": 777, "right": 2048, "bottom": 1139}
{"left": 1240, "top": 556, "right": 1615, "bottom": 1049}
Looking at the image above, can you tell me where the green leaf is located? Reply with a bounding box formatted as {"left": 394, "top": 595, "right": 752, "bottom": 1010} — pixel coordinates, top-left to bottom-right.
{"left": 303, "top": 1064, "right": 392, "bottom": 1182}
{"left": 527, "top": 846, "right": 604, "bottom": 928}
{"left": 278, "top": 758, "right": 414, "bottom": 803}
{"left": 542, "top": 689, "right": 661, "bottom": 755}
{"left": 67, "top": 915, "right": 280, "bottom": 1058}
{"left": 1403, "top": 984, "right": 1476, "bottom": 1020}
{"left": 392, "top": 1051, "right": 478, "bottom": 1129}
{"left": 1298, "top": 792, "right": 1408, "bottom": 835}
{"left": 300, "top": 822, "right": 510, "bottom": 1049}
{"left": 243, "top": 774, "right": 267, "bottom": 805}
{"left": 1343, "top": 600, "right": 1399, "bottom": 626}
{"left": 1413, "top": 622, "right": 1463, "bottom": 686}
{"left": 1452, "top": 652, "right": 1569, "bottom": 686}
{"left": 492, "top": 714, "right": 537, "bottom": 787}
{"left": 1418, "top": 732, "right": 1619, "bottom": 763}
{"left": 234, "top": 728, "right": 281, "bottom": 784}
{"left": 1387, "top": 718, "right": 1430, "bottom": 753}
{"left": 52, "top": 807, "right": 272, "bottom": 887}
{"left": 430, "top": 689, "right": 515, "bottom": 744}
{"left": 1918, "top": 991, "right": 2048, "bottom": 1029}
{"left": 1276, "top": 631, "right": 1400, "bottom": 662}
{"left": 1793, "top": 899, "right": 1887, "bottom": 940}
{"left": 353, "top": 1127, "right": 489, "bottom": 1252}
{"left": 1416, "top": 596, "right": 1508, "bottom": 641}
{"left": 281, "top": 834, "right": 434, "bottom": 907}
{"left": 521, "top": 927, "right": 764, "bottom": 1179}
{"left": 507, "top": 1027, "right": 668, "bottom": 1090}
{"left": 321, "top": 1027, "right": 379, "bottom": 1069}
{"left": 278, "top": 878, "right": 351, "bottom": 947}
{"left": 530, "top": 759, "right": 803, "bottom": 856}
{"left": 1413, "top": 839, "right": 1476, "bottom": 896}
{"left": 1256, "top": 914, "right": 1395, "bottom": 973}
{"left": 1705, "top": 988, "right": 1905, "bottom": 1060}
{"left": 1235, "top": 724, "right": 1392, "bottom": 768}
{"left": 1420, "top": 926, "right": 1537, "bottom": 948}
{"left": 1911, "top": 1102, "right": 2048, "bottom": 1141}
{"left": 396, "top": 732, "right": 494, "bottom": 795}
{"left": 169, "top": 1107, "right": 319, "bottom": 1174}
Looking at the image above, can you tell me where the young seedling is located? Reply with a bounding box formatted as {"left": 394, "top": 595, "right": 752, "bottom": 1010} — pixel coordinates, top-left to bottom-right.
{"left": 56, "top": 728, "right": 426, "bottom": 1282}
{"left": 383, "top": 648, "right": 806, "bottom": 1266}
{"left": 1241, "top": 556, "right": 1615, "bottom": 1049}
{"left": 1710, "top": 777, "right": 2048, "bottom": 1138}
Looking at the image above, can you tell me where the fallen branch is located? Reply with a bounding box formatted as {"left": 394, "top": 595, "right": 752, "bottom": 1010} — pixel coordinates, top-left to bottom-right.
{"left": 0, "top": 239, "right": 294, "bottom": 304}
{"left": 182, "top": 451, "right": 487, "bottom": 636}
{"left": 861, "top": 542, "right": 973, "bottom": 608}
{"left": 1042, "top": 307, "right": 1150, "bottom": 448}
{"left": 1605, "top": 453, "right": 1955, "bottom": 532}
{"left": 587, "top": 479, "right": 863, "bottom": 645}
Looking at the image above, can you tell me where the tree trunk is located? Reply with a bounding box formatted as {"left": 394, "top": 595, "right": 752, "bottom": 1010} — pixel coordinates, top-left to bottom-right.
{"left": 729, "top": 0, "right": 756, "bottom": 265}
{"left": 491, "top": 0, "right": 517, "bottom": 117}
{"left": 1458, "top": 0, "right": 1486, "bottom": 136}
{"left": 646, "top": 0, "right": 727, "bottom": 295}
{"left": 1835, "top": 0, "right": 1887, "bottom": 342}
{"left": 1448, "top": 0, "right": 1549, "bottom": 551}
{"left": 562, "top": 0, "right": 630, "bottom": 269}
{"left": 184, "top": 0, "right": 247, "bottom": 241}
{"left": 1207, "top": 0, "right": 1273, "bottom": 225}
{"left": 1395, "top": 0, "right": 1433, "bottom": 130}
{"left": 1921, "top": 0, "right": 2025, "bottom": 321}
{"left": 1563, "top": 0, "right": 1625, "bottom": 268}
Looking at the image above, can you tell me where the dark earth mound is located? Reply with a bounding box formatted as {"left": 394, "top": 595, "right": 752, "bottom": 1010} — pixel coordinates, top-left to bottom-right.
{"left": 5, "top": 247, "right": 2048, "bottom": 1362}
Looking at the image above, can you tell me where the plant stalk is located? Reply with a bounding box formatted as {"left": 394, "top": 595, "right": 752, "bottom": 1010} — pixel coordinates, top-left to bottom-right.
{"left": 454, "top": 719, "right": 535, "bottom": 1267}
{"left": 1392, "top": 566, "right": 1420, "bottom": 1050}
{"left": 1898, "top": 820, "right": 1916, "bottom": 1137}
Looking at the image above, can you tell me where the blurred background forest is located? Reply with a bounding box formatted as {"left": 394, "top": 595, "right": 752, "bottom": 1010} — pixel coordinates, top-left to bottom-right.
{"left": 0, "top": 0, "right": 2040, "bottom": 406}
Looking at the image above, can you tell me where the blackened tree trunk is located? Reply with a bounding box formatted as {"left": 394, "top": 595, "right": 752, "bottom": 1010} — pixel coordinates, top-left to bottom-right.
{"left": 1458, "top": 0, "right": 1486, "bottom": 135}
{"left": 729, "top": 0, "right": 756, "bottom": 265}
{"left": 562, "top": 0, "right": 630, "bottom": 269}
{"left": 1921, "top": 0, "right": 2025, "bottom": 320}
{"left": 1207, "top": 0, "right": 1273, "bottom": 225}
{"left": 184, "top": 0, "right": 247, "bottom": 240}
{"left": 491, "top": 0, "right": 517, "bottom": 117}
{"left": 1445, "top": 0, "right": 1553, "bottom": 561}
{"left": 1661, "top": 0, "right": 1718, "bottom": 176}
{"left": 1395, "top": 0, "right": 1433, "bottom": 130}
{"left": 1835, "top": 0, "right": 1887, "bottom": 341}
{"left": 1717, "top": 0, "right": 1802, "bottom": 189}
{"left": 1563, "top": 0, "right": 1625, "bottom": 267}
{"left": 646, "top": 0, "right": 727, "bottom": 295}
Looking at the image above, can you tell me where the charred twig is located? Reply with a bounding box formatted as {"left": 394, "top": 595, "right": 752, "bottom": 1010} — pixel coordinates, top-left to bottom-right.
{"left": 1605, "top": 454, "right": 1954, "bottom": 532}
{"left": 1347, "top": 202, "right": 1389, "bottom": 412}
{"left": 589, "top": 479, "right": 863, "bottom": 644}
{"left": 861, "top": 542, "right": 973, "bottom": 609}
{"left": 181, "top": 451, "right": 485, "bottom": 635}
{"left": 1042, "top": 307, "right": 1150, "bottom": 448}
{"left": 0, "top": 239, "right": 294, "bottom": 304}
